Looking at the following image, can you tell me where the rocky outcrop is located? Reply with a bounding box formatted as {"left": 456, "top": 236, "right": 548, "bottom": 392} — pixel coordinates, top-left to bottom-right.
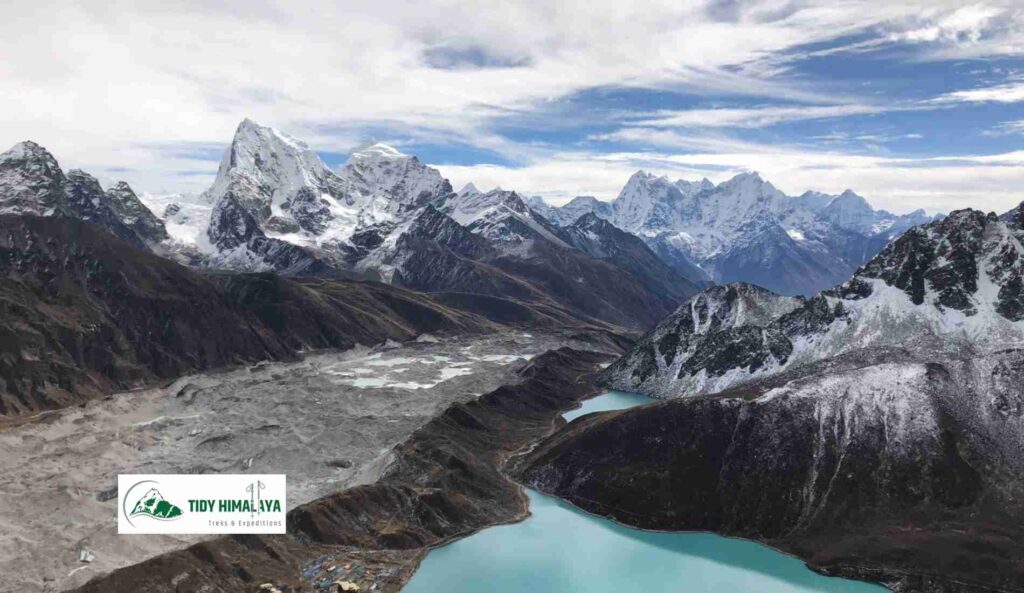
{"left": 64, "top": 169, "right": 148, "bottom": 249}
{"left": 104, "top": 181, "right": 169, "bottom": 243}
{"left": 0, "top": 141, "right": 70, "bottom": 216}
{"left": 0, "top": 142, "right": 162, "bottom": 248}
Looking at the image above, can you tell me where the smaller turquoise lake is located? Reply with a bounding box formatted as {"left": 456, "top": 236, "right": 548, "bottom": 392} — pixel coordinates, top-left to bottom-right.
{"left": 403, "top": 391, "right": 887, "bottom": 593}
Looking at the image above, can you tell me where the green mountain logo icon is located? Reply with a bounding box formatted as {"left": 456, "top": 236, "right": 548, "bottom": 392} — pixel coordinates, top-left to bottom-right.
{"left": 130, "top": 487, "right": 183, "bottom": 520}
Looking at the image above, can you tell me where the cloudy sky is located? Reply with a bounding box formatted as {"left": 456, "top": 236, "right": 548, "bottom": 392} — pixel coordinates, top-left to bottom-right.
{"left": 2, "top": 0, "right": 1023, "bottom": 213}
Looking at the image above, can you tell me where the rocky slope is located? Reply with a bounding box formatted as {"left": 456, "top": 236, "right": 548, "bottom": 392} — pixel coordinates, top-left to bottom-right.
{"left": 560, "top": 212, "right": 704, "bottom": 298}
{"left": 533, "top": 170, "right": 933, "bottom": 296}
{"left": 515, "top": 204, "right": 1024, "bottom": 593}
{"left": 104, "top": 181, "right": 169, "bottom": 244}
{"left": 606, "top": 207, "right": 1024, "bottom": 399}
{"left": 0, "top": 141, "right": 162, "bottom": 249}
{"left": 438, "top": 185, "right": 571, "bottom": 248}
{"left": 0, "top": 214, "right": 609, "bottom": 416}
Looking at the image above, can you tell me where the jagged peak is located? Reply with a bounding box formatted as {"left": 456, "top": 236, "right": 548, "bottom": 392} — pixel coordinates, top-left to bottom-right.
{"left": 1000, "top": 201, "right": 1024, "bottom": 228}
{"left": 827, "top": 189, "right": 871, "bottom": 210}
{"left": 626, "top": 170, "right": 657, "bottom": 184}
{"left": 570, "top": 210, "right": 612, "bottom": 229}
{"left": 231, "top": 118, "right": 311, "bottom": 152}
{"left": 1, "top": 140, "right": 61, "bottom": 168}
{"left": 65, "top": 168, "right": 101, "bottom": 183}
{"left": 108, "top": 180, "right": 136, "bottom": 194}
{"left": 719, "top": 170, "right": 765, "bottom": 187}
{"left": 347, "top": 141, "right": 408, "bottom": 162}
{"left": 565, "top": 195, "right": 602, "bottom": 207}
{"left": 458, "top": 182, "right": 481, "bottom": 196}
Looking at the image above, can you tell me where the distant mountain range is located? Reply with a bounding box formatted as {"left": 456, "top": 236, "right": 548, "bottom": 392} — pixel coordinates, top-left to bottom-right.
{"left": 1, "top": 119, "right": 940, "bottom": 334}
{"left": 529, "top": 170, "right": 936, "bottom": 296}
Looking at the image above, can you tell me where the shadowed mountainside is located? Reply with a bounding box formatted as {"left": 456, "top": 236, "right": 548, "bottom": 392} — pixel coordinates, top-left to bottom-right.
{"left": 0, "top": 215, "right": 625, "bottom": 416}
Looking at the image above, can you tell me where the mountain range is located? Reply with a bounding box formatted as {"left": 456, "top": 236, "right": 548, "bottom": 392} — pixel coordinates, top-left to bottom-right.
{"left": 0, "top": 120, "right": 963, "bottom": 414}
{"left": 2, "top": 119, "right": 932, "bottom": 324}
{"left": 529, "top": 170, "right": 935, "bottom": 296}
{"left": 157, "top": 120, "right": 703, "bottom": 329}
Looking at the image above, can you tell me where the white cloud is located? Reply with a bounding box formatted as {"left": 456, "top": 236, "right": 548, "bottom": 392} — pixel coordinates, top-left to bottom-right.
{"left": 631, "top": 104, "right": 897, "bottom": 128}
{"left": 931, "top": 81, "right": 1024, "bottom": 104}
{"left": 0, "top": 0, "right": 1021, "bottom": 211}
{"left": 894, "top": 4, "right": 1005, "bottom": 44}
{"left": 983, "top": 119, "right": 1024, "bottom": 136}
{"left": 0, "top": 0, "right": 990, "bottom": 193}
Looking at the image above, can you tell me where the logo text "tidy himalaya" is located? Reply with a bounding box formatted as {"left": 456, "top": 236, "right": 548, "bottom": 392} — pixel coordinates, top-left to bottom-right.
{"left": 118, "top": 474, "right": 286, "bottom": 534}
{"left": 189, "top": 498, "right": 282, "bottom": 513}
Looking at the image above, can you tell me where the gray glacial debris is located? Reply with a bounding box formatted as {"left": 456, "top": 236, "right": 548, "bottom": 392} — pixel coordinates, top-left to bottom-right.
{"left": 0, "top": 331, "right": 616, "bottom": 593}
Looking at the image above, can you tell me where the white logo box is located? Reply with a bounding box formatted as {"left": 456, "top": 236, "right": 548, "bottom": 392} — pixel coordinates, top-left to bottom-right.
{"left": 118, "top": 474, "right": 286, "bottom": 534}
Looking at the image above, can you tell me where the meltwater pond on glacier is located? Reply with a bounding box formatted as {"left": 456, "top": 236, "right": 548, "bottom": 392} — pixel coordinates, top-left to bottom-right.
{"left": 402, "top": 391, "right": 887, "bottom": 593}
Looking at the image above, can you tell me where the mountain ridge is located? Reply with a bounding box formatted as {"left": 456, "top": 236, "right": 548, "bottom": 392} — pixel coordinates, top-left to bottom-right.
{"left": 531, "top": 169, "right": 935, "bottom": 296}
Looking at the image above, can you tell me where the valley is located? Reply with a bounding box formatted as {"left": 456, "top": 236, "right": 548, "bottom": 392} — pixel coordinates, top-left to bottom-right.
{"left": 0, "top": 333, "right": 614, "bottom": 592}
{"left": 0, "top": 117, "right": 1022, "bottom": 593}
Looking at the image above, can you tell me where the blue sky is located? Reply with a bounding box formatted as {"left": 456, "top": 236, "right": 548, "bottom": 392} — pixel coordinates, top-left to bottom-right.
{"left": 1, "top": 1, "right": 1023, "bottom": 214}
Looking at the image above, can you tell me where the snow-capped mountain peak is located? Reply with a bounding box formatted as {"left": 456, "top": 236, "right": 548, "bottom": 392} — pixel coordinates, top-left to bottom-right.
{"left": 437, "top": 188, "right": 569, "bottom": 248}
{"left": 457, "top": 182, "right": 482, "bottom": 197}
{"left": 347, "top": 141, "right": 407, "bottom": 162}
{"left": 200, "top": 120, "right": 456, "bottom": 272}
{"left": 204, "top": 118, "right": 338, "bottom": 209}
{"left": 0, "top": 141, "right": 69, "bottom": 216}
{"left": 339, "top": 140, "right": 452, "bottom": 213}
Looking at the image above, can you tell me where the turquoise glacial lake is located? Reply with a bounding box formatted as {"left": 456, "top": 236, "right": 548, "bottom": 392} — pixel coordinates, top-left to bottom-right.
{"left": 403, "top": 391, "right": 886, "bottom": 593}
